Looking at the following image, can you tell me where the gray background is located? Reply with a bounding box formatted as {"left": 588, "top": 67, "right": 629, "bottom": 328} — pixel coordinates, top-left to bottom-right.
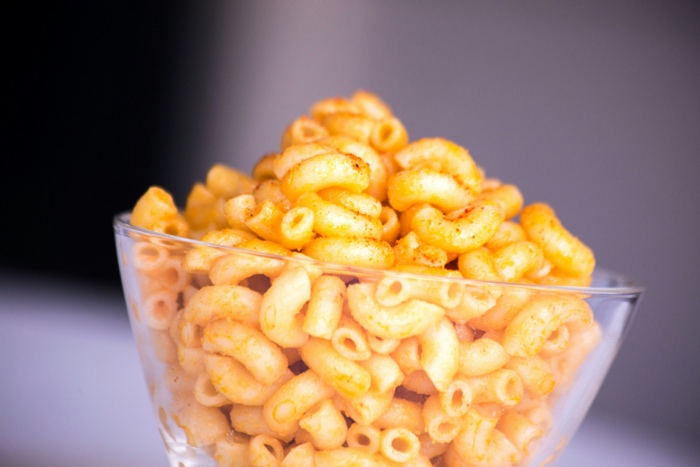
{"left": 162, "top": 0, "right": 700, "bottom": 444}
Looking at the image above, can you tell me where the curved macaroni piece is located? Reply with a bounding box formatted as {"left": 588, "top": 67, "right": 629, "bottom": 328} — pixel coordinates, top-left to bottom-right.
{"left": 450, "top": 406, "right": 521, "bottom": 466}
{"left": 485, "top": 220, "right": 527, "bottom": 251}
{"left": 272, "top": 142, "right": 336, "bottom": 180}
{"left": 132, "top": 241, "right": 169, "bottom": 272}
{"left": 263, "top": 369, "right": 336, "bottom": 438}
{"left": 205, "top": 163, "right": 256, "bottom": 199}
{"left": 229, "top": 405, "right": 295, "bottom": 443}
{"left": 379, "top": 206, "right": 401, "bottom": 245}
{"left": 388, "top": 168, "right": 473, "bottom": 213}
{"left": 147, "top": 257, "right": 190, "bottom": 292}
{"left": 457, "top": 247, "right": 503, "bottom": 282}
{"left": 299, "top": 337, "right": 371, "bottom": 399}
{"left": 142, "top": 288, "right": 178, "bottom": 330}
{"left": 346, "top": 423, "right": 381, "bottom": 454}
{"left": 223, "top": 194, "right": 256, "bottom": 232}
{"left": 253, "top": 179, "right": 293, "bottom": 211}
{"left": 299, "top": 399, "right": 348, "bottom": 450}
{"left": 184, "top": 183, "right": 226, "bottom": 231}
{"left": 371, "top": 116, "right": 408, "bottom": 154}
{"left": 539, "top": 323, "right": 570, "bottom": 357}
{"left": 496, "top": 411, "right": 544, "bottom": 456}
{"left": 302, "top": 274, "right": 346, "bottom": 339}
{"left": 347, "top": 282, "right": 445, "bottom": 339}
{"left": 331, "top": 315, "right": 372, "bottom": 361}
{"left": 450, "top": 407, "right": 495, "bottom": 464}
{"left": 169, "top": 309, "right": 199, "bottom": 349}
{"left": 476, "top": 184, "right": 523, "bottom": 220}
{"left": 296, "top": 192, "right": 382, "bottom": 240}
{"left": 321, "top": 112, "right": 375, "bottom": 144}
{"left": 457, "top": 338, "right": 510, "bottom": 377}
{"left": 319, "top": 135, "right": 388, "bottom": 201}
{"left": 177, "top": 345, "right": 206, "bottom": 376}
{"left": 280, "top": 115, "right": 329, "bottom": 150}
{"left": 548, "top": 321, "right": 602, "bottom": 392}
{"left": 379, "top": 427, "right": 420, "bottom": 463}
{"left": 375, "top": 266, "right": 463, "bottom": 308}
{"left": 468, "top": 286, "right": 532, "bottom": 332}
{"left": 202, "top": 320, "right": 288, "bottom": 385}
{"left": 317, "top": 187, "right": 382, "bottom": 218}
{"left": 252, "top": 153, "right": 277, "bottom": 181}
{"left": 502, "top": 295, "right": 593, "bottom": 357}
{"left": 246, "top": 200, "right": 315, "bottom": 250}
{"left": 281, "top": 152, "right": 371, "bottom": 202}
{"left": 445, "top": 286, "right": 498, "bottom": 324}
{"left": 170, "top": 398, "right": 230, "bottom": 448}
{"left": 301, "top": 237, "right": 394, "bottom": 269}
{"left": 181, "top": 228, "right": 256, "bottom": 274}
{"left": 423, "top": 394, "right": 463, "bottom": 443}
{"left": 411, "top": 201, "right": 504, "bottom": 254}
{"left": 446, "top": 429, "right": 520, "bottom": 466}
{"left": 279, "top": 207, "right": 316, "bottom": 249}
{"left": 209, "top": 254, "right": 277, "bottom": 287}
{"left": 464, "top": 369, "right": 523, "bottom": 407}
{"left": 183, "top": 285, "right": 261, "bottom": 326}
{"left": 344, "top": 387, "right": 395, "bottom": 425}
{"left": 205, "top": 353, "right": 293, "bottom": 406}
{"left": 505, "top": 355, "right": 555, "bottom": 396}
{"left": 310, "top": 97, "right": 361, "bottom": 121}
{"left": 418, "top": 317, "right": 460, "bottom": 392}
{"left": 492, "top": 241, "right": 544, "bottom": 282}
{"left": 393, "top": 138, "right": 482, "bottom": 194}
{"left": 260, "top": 266, "right": 311, "bottom": 348}
{"left": 359, "top": 353, "right": 404, "bottom": 394}
{"left": 351, "top": 90, "right": 393, "bottom": 119}
{"left": 520, "top": 203, "right": 595, "bottom": 278}
{"left": 393, "top": 231, "right": 449, "bottom": 269}
{"left": 193, "top": 372, "right": 228, "bottom": 407}
{"left": 131, "top": 186, "right": 179, "bottom": 232}
{"left": 439, "top": 377, "right": 473, "bottom": 418}
{"left": 374, "top": 397, "right": 425, "bottom": 435}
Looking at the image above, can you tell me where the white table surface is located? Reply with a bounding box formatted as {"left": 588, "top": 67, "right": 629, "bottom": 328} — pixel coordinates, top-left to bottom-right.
{"left": 1, "top": 273, "right": 697, "bottom": 466}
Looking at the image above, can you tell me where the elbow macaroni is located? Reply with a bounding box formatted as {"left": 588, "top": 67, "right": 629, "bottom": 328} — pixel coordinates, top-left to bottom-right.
{"left": 126, "top": 90, "right": 603, "bottom": 466}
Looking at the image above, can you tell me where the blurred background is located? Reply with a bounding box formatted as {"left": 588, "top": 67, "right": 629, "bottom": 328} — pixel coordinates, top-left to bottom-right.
{"left": 4, "top": 0, "right": 699, "bottom": 464}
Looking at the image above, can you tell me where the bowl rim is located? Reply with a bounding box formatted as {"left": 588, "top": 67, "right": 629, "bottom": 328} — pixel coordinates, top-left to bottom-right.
{"left": 114, "top": 212, "right": 644, "bottom": 297}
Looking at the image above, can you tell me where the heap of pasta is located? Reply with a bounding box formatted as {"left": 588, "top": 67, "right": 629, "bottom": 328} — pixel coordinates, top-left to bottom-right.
{"left": 128, "top": 90, "right": 601, "bottom": 466}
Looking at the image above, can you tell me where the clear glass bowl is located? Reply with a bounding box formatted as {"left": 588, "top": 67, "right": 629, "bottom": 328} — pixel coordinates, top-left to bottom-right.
{"left": 114, "top": 213, "right": 642, "bottom": 466}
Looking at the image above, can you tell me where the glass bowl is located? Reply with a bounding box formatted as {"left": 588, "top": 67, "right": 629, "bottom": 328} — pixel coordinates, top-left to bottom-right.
{"left": 114, "top": 213, "right": 642, "bottom": 466}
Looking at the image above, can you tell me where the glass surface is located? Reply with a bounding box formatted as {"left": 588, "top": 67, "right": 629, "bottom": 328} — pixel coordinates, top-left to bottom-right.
{"left": 114, "top": 213, "right": 642, "bottom": 466}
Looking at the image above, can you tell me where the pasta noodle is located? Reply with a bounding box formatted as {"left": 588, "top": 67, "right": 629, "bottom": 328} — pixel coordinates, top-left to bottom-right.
{"left": 124, "top": 90, "right": 604, "bottom": 467}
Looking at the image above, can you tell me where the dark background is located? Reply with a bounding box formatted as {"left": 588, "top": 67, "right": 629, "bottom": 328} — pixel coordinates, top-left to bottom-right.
{"left": 4, "top": 0, "right": 700, "bottom": 450}
{"left": 6, "top": 2, "right": 214, "bottom": 286}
